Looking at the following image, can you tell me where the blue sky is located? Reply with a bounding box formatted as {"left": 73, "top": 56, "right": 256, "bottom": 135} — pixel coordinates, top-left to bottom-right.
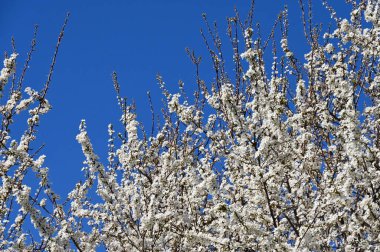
{"left": 0, "top": 1, "right": 350, "bottom": 197}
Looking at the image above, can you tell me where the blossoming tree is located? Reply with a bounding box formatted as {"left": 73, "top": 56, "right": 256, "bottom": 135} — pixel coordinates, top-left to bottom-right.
{"left": 1, "top": 1, "right": 380, "bottom": 251}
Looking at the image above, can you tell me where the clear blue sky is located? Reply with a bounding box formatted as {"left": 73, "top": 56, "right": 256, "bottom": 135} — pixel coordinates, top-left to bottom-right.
{"left": 1, "top": 1, "right": 350, "bottom": 197}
